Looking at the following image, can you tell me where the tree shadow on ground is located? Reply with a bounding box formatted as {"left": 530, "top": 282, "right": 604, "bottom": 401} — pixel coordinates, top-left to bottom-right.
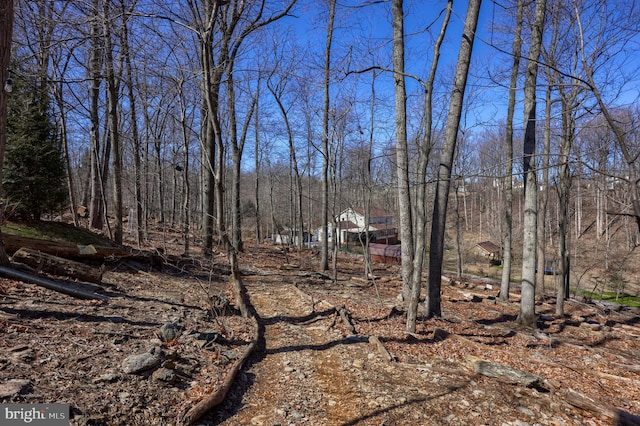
{"left": 340, "top": 384, "right": 469, "bottom": 426}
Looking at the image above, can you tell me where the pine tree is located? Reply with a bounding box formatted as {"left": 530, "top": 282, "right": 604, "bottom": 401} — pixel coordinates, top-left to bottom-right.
{"left": 5, "top": 79, "right": 67, "bottom": 221}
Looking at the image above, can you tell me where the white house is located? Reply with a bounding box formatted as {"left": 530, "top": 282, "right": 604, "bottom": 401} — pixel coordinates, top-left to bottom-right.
{"left": 316, "top": 208, "right": 396, "bottom": 245}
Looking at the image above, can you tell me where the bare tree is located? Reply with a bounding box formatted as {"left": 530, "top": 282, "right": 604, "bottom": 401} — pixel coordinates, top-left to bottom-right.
{"left": 320, "top": 0, "right": 336, "bottom": 271}
{"left": 391, "top": 0, "right": 412, "bottom": 302}
{"left": 266, "top": 42, "right": 304, "bottom": 249}
{"left": 499, "top": 0, "right": 524, "bottom": 301}
{"left": 517, "top": 0, "right": 547, "bottom": 328}
{"left": 121, "top": 0, "right": 144, "bottom": 246}
{"left": 99, "top": 0, "right": 125, "bottom": 244}
{"left": 88, "top": 0, "right": 105, "bottom": 231}
{"left": 426, "top": 0, "right": 482, "bottom": 319}
{"left": 407, "top": 0, "right": 452, "bottom": 332}
{"left": 574, "top": 0, "right": 640, "bottom": 236}
{"left": 0, "top": 0, "right": 14, "bottom": 266}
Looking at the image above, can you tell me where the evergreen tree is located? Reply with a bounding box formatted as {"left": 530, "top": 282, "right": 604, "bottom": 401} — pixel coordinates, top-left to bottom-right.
{"left": 5, "top": 78, "right": 67, "bottom": 221}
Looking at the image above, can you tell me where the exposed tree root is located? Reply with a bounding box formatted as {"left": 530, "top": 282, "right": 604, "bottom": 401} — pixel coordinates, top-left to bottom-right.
{"left": 180, "top": 315, "right": 258, "bottom": 425}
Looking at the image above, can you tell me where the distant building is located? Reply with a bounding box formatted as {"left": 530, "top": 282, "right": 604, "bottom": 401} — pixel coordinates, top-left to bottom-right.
{"left": 316, "top": 207, "right": 397, "bottom": 246}
{"left": 476, "top": 241, "right": 501, "bottom": 263}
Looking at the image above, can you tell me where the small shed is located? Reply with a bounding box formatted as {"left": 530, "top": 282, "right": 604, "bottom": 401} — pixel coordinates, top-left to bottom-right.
{"left": 476, "top": 241, "right": 501, "bottom": 263}
{"left": 369, "top": 243, "right": 402, "bottom": 265}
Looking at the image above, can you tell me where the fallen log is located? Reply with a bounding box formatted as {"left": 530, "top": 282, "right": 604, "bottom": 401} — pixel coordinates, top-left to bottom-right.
{"left": 2, "top": 233, "right": 162, "bottom": 265}
{"left": 565, "top": 389, "right": 640, "bottom": 426}
{"left": 465, "top": 355, "right": 546, "bottom": 389}
{"left": 0, "top": 266, "right": 108, "bottom": 300}
{"left": 2, "top": 233, "right": 129, "bottom": 259}
{"left": 12, "top": 247, "right": 104, "bottom": 284}
{"left": 180, "top": 320, "right": 258, "bottom": 425}
{"left": 2, "top": 233, "right": 83, "bottom": 257}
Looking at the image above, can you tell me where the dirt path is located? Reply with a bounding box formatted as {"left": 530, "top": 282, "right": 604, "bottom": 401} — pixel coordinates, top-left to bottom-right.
{"left": 215, "top": 275, "right": 374, "bottom": 425}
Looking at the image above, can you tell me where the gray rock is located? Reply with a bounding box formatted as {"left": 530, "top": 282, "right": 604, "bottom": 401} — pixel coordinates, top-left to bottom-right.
{"left": 151, "top": 367, "right": 176, "bottom": 383}
{"left": 122, "top": 352, "right": 161, "bottom": 374}
{"left": 157, "top": 321, "right": 183, "bottom": 342}
{"left": 93, "top": 373, "right": 119, "bottom": 383}
{"left": 0, "top": 379, "right": 30, "bottom": 398}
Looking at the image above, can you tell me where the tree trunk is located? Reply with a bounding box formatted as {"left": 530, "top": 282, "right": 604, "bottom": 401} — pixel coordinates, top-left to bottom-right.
{"left": 175, "top": 79, "right": 191, "bottom": 256}
{"left": 88, "top": 0, "right": 104, "bottom": 231}
{"left": 254, "top": 82, "right": 262, "bottom": 244}
{"left": 102, "top": 1, "right": 122, "bottom": 244}
{"left": 0, "top": 0, "right": 14, "bottom": 267}
{"left": 320, "top": 0, "right": 336, "bottom": 271}
{"left": 517, "top": 0, "right": 547, "bottom": 328}
{"left": 556, "top": 97, "right": 573, "bottom": 316}
{"left": 201, "top": 109, "right": 216, "bottom": 254}
{"left": 536, "top": 83, "right": 553, "bottom": 296}
{"left": 426, "top": 0, "right": 482, "bottom": 318}
{"left": 55, "top": 83, "right": 79, "bottom": 227}
{"left": 407, "top": 0, "right": 452, "bottom": 332}
{"left": 499, "top": 0, "right": 523, "bottom": 302}
{"left": 122, "top": 6, "right": 143, "bottom": 246}
{"left": 391, "top": 0, "right": 413, "bottom": 304}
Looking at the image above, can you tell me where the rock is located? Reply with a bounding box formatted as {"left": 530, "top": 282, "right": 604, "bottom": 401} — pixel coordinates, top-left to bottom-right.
{"left": 148, "top": 345, "right": 163, "bottom": 356}
{"left": 0, "top": 379, "right": 30, "bottom": 398}
{"left": 151, "top": 367, "right": 176, "bottom": 383}
{"left": 518, "top": 406, "right": 535, "bottom": 417}
{"left": 157, "top": 320, "right": 183, "bottom": 342}
{"left": 93, "top": 373, "right": 119, "bottom": 383}
{"left": 122, "top": 352, "right": 161, "bottom": 374}
{"left": 221, "top": 350, "right": 238, "bottom": 360}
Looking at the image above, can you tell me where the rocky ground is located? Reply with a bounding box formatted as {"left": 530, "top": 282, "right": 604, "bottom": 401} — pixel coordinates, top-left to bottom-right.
{"left": 1, "top": 239, "right": 640, "bottom": 425}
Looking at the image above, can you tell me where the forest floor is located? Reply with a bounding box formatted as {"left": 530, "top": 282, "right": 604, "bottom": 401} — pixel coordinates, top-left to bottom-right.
{"left": 1, "top": 226, "right": 640, "bottom": 425}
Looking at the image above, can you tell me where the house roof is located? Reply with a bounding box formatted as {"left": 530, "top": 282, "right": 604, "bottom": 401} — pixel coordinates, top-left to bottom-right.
{"left": 477, "top": 241, "right": 500, "bottom": 254}
{"left": 337, "top": 220, "right": 360, "bottom": 229}
{"left": 349, "top": 207, "right": 393, "bottom": 218}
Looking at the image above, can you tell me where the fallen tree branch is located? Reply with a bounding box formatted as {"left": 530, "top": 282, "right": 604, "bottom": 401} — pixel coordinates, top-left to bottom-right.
{"left": 180, "top": 318, "right": 258, "bottom": 425}
{"left": 339, "top": 306, "right": 357, "bottom": 335}
{"left": 369, "top": 335, "right": 395, "bottom": 362}
{"left": 565, "top": 389, "right": 640, "bottom": 426}
{"left": 325, "top": 310, "right": 338, "bottom": 331}
{"left": 0, "top": 266, "right": 108, "bottom": 300}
